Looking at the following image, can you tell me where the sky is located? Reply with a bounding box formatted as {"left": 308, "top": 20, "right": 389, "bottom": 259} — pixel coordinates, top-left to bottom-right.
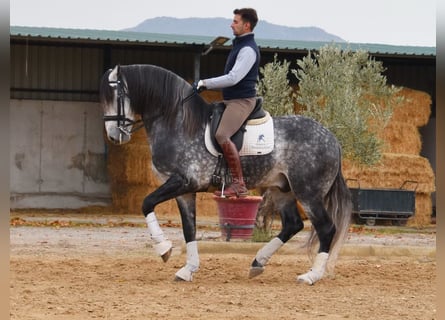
{"left": 10, "top": 0, "right": 436, "bottom": 47}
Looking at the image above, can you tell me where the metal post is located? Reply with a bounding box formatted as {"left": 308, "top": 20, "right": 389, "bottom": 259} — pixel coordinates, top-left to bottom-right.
{"left": 193, "top": 52, "right": 200, "bottom": 83}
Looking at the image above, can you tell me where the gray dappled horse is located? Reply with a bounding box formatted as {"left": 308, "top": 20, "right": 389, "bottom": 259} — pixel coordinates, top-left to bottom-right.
{"left": 100, "top": 64, "right": 352, "bottom": 285}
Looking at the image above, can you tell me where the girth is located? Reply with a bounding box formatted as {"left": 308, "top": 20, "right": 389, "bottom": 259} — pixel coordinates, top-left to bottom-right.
{"left": 209, "top": 97, "right": 266, "bottom": 153}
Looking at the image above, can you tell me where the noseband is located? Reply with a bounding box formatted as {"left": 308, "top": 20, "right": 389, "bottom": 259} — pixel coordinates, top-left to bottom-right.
{"left": 103, "top": 72, "right": 143, "bottom": 136}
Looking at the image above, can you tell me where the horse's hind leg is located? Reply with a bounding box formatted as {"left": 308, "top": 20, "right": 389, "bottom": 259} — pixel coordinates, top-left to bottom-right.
{"left": 249, "top": 192, "right": 304, "bottom": 278}
{"left": 296, "top": 199, "right": 336, "bottom": 285}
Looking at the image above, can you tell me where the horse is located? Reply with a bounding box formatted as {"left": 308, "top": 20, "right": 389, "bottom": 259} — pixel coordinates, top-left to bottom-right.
{"left": 99, "top": 64, "right": 352, "bottom": 285}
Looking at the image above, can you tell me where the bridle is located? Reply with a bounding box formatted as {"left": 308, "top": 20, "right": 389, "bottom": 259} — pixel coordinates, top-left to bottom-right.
{"left": 103, "top": 68, "right": 198, "bottom": 137}
{"left": 103, "top": 71, "right": 144, "bottom": 136}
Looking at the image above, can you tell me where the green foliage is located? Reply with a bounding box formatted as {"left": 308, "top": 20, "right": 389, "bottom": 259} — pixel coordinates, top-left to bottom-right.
{"left": 251, "top": 227, "right": 275, "bottom": 242}
{"left": 292, "top": 44, "right": 402, "bottom": 165}
{"left": 256, "top": 54, "right": 295, "bottom": 116}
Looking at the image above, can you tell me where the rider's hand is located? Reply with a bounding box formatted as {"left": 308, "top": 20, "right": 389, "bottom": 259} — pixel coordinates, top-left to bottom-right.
{"left": 193, "top": 80, "right": 206, "bottom": 93}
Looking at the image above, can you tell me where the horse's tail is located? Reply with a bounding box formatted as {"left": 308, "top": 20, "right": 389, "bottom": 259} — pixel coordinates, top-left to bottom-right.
{"left": 308, "top": 156, "right": 352, "bottom": 275}
{"left": 325, "top": 160, "right": 352, "bottom": 274}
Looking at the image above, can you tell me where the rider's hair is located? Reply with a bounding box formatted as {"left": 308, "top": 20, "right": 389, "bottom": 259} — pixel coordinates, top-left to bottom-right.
{"left": 233, "top": 8, "right": 258, "bottom": 31}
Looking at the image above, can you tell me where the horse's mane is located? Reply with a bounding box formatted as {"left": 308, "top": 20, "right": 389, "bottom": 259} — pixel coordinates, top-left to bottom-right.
{"left": 99, "top": 64, "right": 211, "bottom": 137}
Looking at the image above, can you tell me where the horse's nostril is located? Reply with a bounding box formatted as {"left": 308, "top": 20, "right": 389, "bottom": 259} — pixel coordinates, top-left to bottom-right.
{"left": 107, "top": 133, "right": 129, "bottom": 145}
{"left": 108, "top": 135, "right": 119, "bottom": 144}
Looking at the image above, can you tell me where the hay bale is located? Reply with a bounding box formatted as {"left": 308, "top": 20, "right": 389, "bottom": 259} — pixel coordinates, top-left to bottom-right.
{"left": 196, "top": 193, "right": 219, "bottom": 217}
{"left": 108, "top": 146, "right": 159, "bottom": 187}
{"left": 106, "top": 126, "right": 161, "bottom": 186}
{"left": 380, "top": 122, "right": 421, "bottom": 154}
{"left": 392, "top": 88, "right": 431, "bottom": 127}
{"left": 408, "top": 193, "right": 432, "bottom": 227}
{"left": 107, "top": 144, "right": 160, "bottom": 185}
{"left": 111, "top": 184, "right": 179, "bottom": 215}
{"left": 343, "top": 153, "right": 435, "bottom": 193}
{"left": 110, "top": 184, "right": 150, "bottom": 214}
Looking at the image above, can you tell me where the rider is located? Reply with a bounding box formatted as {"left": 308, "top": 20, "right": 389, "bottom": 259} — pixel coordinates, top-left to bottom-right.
{"left": 196, "top": 8, "right": 260, "bottom": 197}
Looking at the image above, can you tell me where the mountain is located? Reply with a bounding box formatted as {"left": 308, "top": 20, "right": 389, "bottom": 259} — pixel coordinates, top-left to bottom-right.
{"left": 123, "top": 17, "right": 345, "bottom": 43}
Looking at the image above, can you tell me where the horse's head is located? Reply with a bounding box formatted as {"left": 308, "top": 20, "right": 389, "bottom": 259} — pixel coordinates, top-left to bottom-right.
{"left": 100, "top": 65, "right": 137, "bottom": 145}
{"left": 100, "top": 64, "right": 213, "bottom": 143}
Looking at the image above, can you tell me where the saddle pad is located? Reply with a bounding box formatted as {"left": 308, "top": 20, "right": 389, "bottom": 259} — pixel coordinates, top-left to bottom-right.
{"left": 205, "top": 112, "right": 274, "bottom": 157}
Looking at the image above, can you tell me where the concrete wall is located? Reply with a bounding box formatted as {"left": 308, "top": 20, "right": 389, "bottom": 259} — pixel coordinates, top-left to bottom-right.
{"left": 10, "top": 99, "right": 110, "bottom": 208}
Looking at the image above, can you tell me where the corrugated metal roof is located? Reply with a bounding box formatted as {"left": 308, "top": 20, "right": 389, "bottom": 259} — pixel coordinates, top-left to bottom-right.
{"left": 10, "top": 25, "right": 436, "bottom": 57}
{"left": 11, "top": 26, "right": 216, "bottom": 46}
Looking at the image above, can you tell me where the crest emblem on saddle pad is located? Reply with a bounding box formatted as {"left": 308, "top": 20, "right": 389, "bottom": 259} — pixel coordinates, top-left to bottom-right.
{"left": 205, "top": 112, "right": 275, "bottom": 157}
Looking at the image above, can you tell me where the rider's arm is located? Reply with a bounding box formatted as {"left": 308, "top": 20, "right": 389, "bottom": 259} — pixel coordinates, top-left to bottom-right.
{"left": 201, "top": 46, "right": 256, "bottom": 89}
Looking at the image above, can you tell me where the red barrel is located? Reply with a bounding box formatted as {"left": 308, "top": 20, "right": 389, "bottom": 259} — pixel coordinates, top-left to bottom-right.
{"left": 213, "top": 195, "right": 262, "bottom": 241}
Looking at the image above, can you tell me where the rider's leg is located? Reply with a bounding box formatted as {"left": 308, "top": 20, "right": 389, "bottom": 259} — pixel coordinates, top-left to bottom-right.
{"left": 214, "top": 98, "right": 255, "bottom": 197}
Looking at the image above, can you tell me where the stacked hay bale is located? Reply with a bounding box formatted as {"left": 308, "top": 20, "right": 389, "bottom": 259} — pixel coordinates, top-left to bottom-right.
{"left": 343, "top": 88, "right": 435, "bottom": 226}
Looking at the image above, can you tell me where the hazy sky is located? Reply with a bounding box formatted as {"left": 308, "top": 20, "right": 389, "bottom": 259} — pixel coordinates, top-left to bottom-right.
{"left": 10, "top": 0, "right": 436, "bottom": 47}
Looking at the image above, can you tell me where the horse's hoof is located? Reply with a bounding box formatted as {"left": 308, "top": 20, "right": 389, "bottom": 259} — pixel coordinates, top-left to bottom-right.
{"left": 154, "top": 240, "right": 173, "bottom": 262}
{"left": 174, "top": 276, "right": 186, "bottom": 282}
{"left": 296, "top": 273, "right": 315, "bottom": 285}
{"left": 248, "top": 266, "right": 264, "bottom": 278}
{"left": 161, "top": 247, "right": 172, "bottom": 262}
{"left": 175, "top": 266, "right": 194, "bottom": 281}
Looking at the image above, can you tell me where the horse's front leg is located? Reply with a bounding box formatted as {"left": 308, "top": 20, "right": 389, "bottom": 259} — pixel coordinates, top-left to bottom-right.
{"left": 142, "top": 174, "right": 190, "bottom": 263}
{"left": 174, "top": 193, "right": 199, "bottom": 282}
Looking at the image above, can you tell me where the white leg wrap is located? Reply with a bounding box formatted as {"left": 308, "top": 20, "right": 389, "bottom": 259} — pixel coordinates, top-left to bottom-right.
{"left": 145, "top": 212, "right": 172, "bottom": 256}
{"left": 145, "top": 212, "right": 165, "bottom": 243}
{"left": 297, "top": 252, "right": 329, "bottom": 285}
{"left": 255, "top": 237, "right": 284, "bottom": 266}
{"left": 175, "top": 241, "right": 199, "bottom": 281}
{"left": 153, "top": 241, "right": 173, "bottom": 257}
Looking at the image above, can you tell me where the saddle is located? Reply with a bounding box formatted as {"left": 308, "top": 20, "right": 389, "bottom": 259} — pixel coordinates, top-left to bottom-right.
{"left": 209, "top": 97, "right": 266, "bottom": 153}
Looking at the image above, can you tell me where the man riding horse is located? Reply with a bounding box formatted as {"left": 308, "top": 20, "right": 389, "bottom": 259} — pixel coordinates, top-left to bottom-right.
{"left": 196, "top": 8, "right": 260, "bottom": 198}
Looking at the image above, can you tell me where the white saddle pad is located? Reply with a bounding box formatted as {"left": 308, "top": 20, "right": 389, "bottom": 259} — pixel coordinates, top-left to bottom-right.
{"left": 205, "top": 112, "right": 274, "bottom": 157}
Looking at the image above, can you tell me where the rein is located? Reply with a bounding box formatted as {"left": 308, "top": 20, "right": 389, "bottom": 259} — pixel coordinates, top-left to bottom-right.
{"left": 103, "top": 74, "right": 144, "bottom": 136}
{"left": 182, "top": 90, "right": 197, "bottom": 104}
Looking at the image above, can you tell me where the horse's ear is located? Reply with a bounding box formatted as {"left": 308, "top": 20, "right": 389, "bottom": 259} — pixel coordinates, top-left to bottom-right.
{"left": 108, "top": 65, "right": 119, "bottom": 87}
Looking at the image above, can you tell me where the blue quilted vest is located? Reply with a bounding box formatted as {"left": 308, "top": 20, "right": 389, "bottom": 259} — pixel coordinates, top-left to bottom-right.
{"left": 222, "top": 33, "right": 260, "bottom": 100}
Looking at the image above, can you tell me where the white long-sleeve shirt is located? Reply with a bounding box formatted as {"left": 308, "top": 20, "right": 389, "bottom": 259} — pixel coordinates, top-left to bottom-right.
{"left": 202, "top": 44, "right": 257, "bottom": 90}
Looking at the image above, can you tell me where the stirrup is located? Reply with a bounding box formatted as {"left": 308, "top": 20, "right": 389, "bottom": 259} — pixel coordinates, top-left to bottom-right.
{"left": 214, "top": 184, "right": 248, "bottom": 198}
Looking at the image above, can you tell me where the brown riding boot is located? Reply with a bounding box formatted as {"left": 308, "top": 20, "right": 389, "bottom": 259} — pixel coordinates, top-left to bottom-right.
{"left": 215, "top": 141, "right": 248, "bottom": 198}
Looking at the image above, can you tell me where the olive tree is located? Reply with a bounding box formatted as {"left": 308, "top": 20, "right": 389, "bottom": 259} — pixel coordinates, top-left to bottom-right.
{"left": 293, "top": 44, "right": 401, "bottom": 165}
{"left": 256, "top": 53, "right": 295, "bottom": 116}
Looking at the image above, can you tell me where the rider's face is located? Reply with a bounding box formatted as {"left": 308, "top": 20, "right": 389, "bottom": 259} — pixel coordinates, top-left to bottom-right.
{"left": 231, "top": 14, "right": 250, "bottom": 36}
